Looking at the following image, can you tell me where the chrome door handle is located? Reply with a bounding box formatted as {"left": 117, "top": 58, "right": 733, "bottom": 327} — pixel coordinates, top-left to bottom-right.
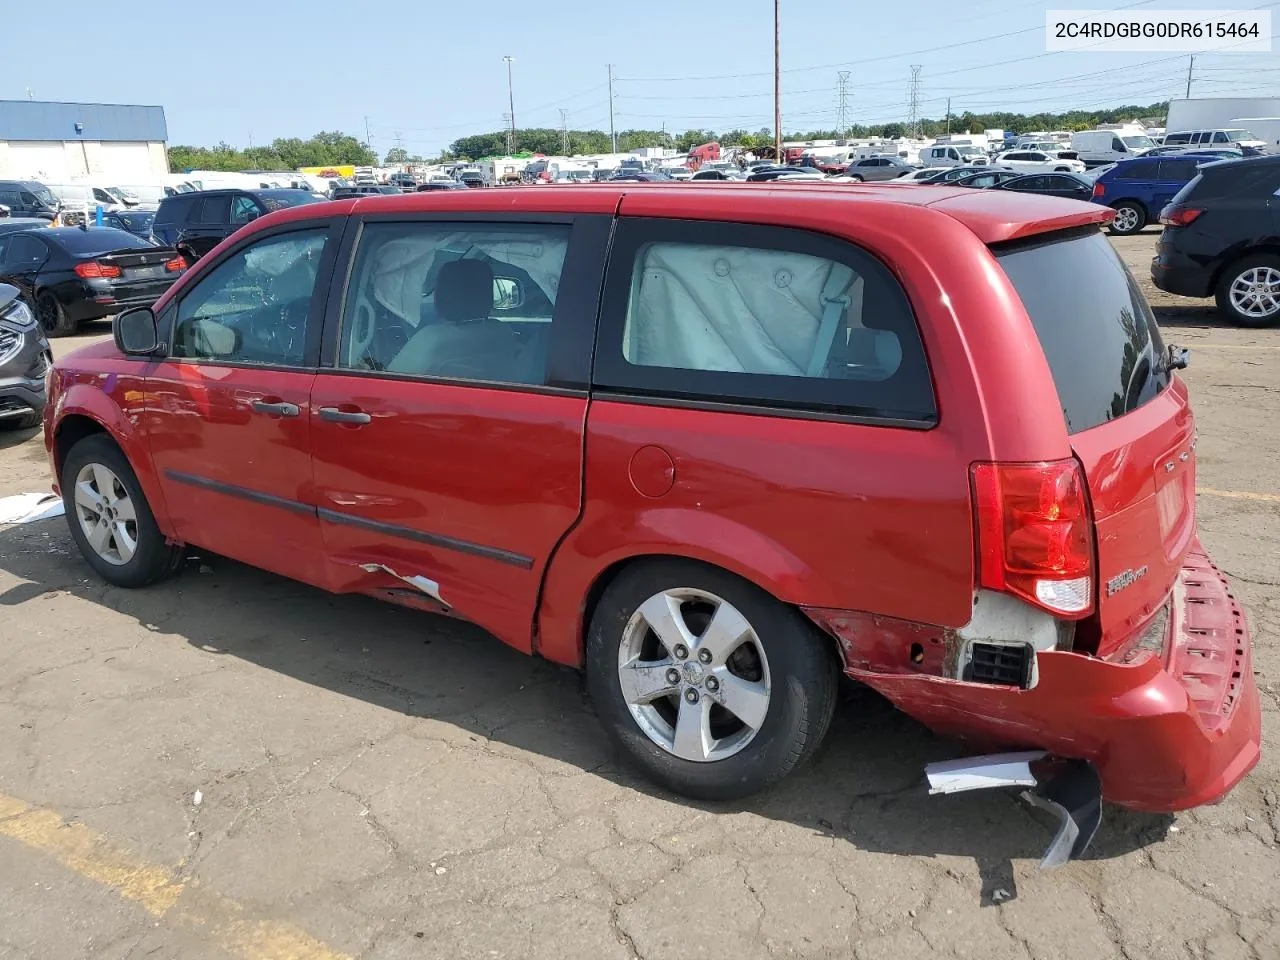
{"left": 318, "top": 406, "right": 372, "bottom": 425}
{"left": 251, "top": 400, "right": 300, "bottom": 417}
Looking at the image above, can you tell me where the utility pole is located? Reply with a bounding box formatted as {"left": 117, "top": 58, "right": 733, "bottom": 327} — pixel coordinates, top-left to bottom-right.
{"left": 836, "top": 71, "right": 851, "bottom": 140}
{"left": 560, "top": 109, "right": 569, "bottom": 155}
{"left": 946, "top": 97, "right": 951, "bottom": 134}
{"left": 504, "top": 56, "right": 517, "bottom": 152}
{"left": 907, "top": 65, "right": 922, "bottom": 138}
{"left": 1185, "top": 55, "right": 1195, "bottom": 98}
{"left": 364, "top": 115, "right": 374, "bottom": 159}
{"left": 773, "top": 0, "right": 782, "bottom": 161}
{"left": 607, "top": 64, "right": 617, "bottom": 152}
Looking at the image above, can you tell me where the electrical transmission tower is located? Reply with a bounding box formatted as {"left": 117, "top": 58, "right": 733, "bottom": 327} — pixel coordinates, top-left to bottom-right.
{"left": 560, "top": 109, "right": 569, "bottom": 155}
{"left": 907, "top": 64, "right": 922, "bottom": 138}
{"left": 836, "top": 71, "right": 851, "bottom": 139}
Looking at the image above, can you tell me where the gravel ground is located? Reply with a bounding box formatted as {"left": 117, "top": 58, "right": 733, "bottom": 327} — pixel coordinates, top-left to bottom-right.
{"left": 0, "top": 230, "right": 1276, "bottom": 960}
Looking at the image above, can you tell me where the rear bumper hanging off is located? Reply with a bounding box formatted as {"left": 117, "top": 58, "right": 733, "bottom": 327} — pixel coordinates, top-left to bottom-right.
{"left": 858, "top": 543, "right": 1261, "bottom": 812}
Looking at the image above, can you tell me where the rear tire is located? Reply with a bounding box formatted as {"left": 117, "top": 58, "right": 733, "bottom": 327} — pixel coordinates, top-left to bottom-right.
{"left": 61, "top": 434, "right": 182, "bottom": 588}
{"left": 37, "top": 291, "right": 76, "bottom": 337}
{"left": 1215, "top": 254, "right": 1280, "bottom": 328}
{"left": 1108, "top": 201, "right": 1146, "bottom": 236}
{"left": 586, "top": 559, "right": 838, "bottom": 801}
{"left": 847, "top": 175, "right": 864, "bottom": 182}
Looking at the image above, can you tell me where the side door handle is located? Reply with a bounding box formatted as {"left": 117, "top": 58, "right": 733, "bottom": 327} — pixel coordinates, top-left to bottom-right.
{"left": 318, "top": 406, "right": 372, "bottom": 425}
{"left": 251, "top": 400, "right": 300, "bottom": 417}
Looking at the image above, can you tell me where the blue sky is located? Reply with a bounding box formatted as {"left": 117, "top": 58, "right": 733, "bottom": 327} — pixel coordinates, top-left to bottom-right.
{"left": 5, "top": 0, "right": 1276, "bottom": 156}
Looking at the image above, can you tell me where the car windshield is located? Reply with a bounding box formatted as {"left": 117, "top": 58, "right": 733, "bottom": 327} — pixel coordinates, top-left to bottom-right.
{"left": 996, "top": 230, "right": 1169, "bottom": 434}
{"left": 30, "top": 186, "right": 58, "bottom": 206}
{"left": 1122, "top": 136, "right": 1155, "bottom": 149}
{"left": 113, "top": 211, "right": 155, "bottom": 230}
{"left": 55, "top": 227, "right": 148, "bottom": 255}
{"left": 255, "top": 190, "right": 321, "bottom": 210}
{"left": 1225, "top": 129, "right": 1258, "bottom": 142}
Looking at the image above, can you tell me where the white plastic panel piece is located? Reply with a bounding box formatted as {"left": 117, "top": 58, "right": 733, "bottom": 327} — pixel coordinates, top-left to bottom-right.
{"left": 925, "top": 750, "right": 1048, "bottom": 795}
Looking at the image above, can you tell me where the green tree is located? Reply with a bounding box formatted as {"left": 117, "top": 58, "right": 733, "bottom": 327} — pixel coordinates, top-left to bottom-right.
{"left": 384, "top": 146, "right": 410, "bottom": 165}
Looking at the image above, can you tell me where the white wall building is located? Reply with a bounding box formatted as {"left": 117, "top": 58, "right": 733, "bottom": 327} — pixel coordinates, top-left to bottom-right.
{"left": 0, "top": 100, "right": 169, "bottom": 183}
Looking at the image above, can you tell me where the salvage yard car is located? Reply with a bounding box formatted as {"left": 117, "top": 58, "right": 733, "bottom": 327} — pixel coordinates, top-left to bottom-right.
{"left": 43, "top": 185, "right": 1260, "bottom": 862}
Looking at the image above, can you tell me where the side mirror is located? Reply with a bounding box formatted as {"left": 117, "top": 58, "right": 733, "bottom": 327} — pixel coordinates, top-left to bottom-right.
{"left": 114, "top": 307, "right": 161, "bottom": 356}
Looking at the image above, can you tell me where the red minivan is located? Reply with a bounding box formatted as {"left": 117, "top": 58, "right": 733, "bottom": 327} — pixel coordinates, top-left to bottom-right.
{"left": 44, "top": 185, "right": 1259, "bottom": 853}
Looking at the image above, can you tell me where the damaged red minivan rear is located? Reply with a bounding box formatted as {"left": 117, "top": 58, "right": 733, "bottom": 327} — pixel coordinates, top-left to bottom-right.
{"left": 45, "top": 184, "right": 1259, "bottom": 862}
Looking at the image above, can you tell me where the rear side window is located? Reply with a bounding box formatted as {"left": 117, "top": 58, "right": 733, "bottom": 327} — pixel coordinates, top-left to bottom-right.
{"left": 594, "top": 219, "right": 936, "bottom": 424}
{"left": 996, "top": 230, "right": 1169, "bottom": 434}
{"left": 196, "top": 195, "right": 231, "bottom": 223}
{"left": 1156, "top": 159, "right": 1197, "bottom": 181}
{"left": 1114, "top": 160, "right": 1157, "bottom": 180}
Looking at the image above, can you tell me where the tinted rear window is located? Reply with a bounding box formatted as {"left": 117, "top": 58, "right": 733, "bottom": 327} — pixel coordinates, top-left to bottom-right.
{"left": 54, "top": 228, "right": 147, "bottom": 255}
{"left": 996, "top": 230, "right": 1169, "bottom": 434}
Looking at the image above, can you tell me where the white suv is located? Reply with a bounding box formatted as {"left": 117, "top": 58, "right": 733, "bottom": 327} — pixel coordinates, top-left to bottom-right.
{"left": 993, "top": 150, "right": 1086, "bottom": 174}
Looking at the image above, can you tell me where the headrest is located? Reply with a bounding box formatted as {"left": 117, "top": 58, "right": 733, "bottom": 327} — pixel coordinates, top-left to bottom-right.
{"left": 435, "top": 259, "right": 494, "bottom": 323}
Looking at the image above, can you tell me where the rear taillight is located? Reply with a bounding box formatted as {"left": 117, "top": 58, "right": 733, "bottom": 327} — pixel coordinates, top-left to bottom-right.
{"left": 165, "top": 255, "right": 188, "bottom": 272}
{"left": 1160, "top": 206, "right": 1202, "bottom": 226}
{"left": 1092, "top": 182, "right": 1104, "bottom": 198}
{"left": 74, "top": 261, "right": 121, "bottom": 279}
{"left": 971, "top": 460, "right": 1095, "bottom": 618}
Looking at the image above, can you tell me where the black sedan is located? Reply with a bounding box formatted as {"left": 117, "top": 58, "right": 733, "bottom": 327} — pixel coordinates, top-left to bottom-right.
{"left": 609, "top": 171, "right": 670, "bottom": 182}
{"left": 416, "top": 180, "right": 469, "bottom": 191}
{"left": 0, "top": 227, "right": 186, "bottom": 337}
{"left": 918, "top": 166, "right": 997, "bottom": 185}
{"left": 989, "top": 172, "right": 1096, "bottom": 200}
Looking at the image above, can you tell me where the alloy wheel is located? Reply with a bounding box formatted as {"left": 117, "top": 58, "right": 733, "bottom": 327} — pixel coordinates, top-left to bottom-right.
{"left": 1229, "top": 266, "right": 1280, "bottom": 319}
{"left": 72, "top": 462, "right": 138, "bottom": 566}
{"left": 617, "top": 587, "right": 772, "bottom": 763}
{"left": 1112, "top": 207, "right": 1140, "bottom": 233}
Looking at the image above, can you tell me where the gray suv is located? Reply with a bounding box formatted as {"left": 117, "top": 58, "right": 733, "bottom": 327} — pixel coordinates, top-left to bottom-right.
{"left": 843, "top": 157, "right": 917, "bottom": 182}
{"left": 0, "top": 283, "right": 51, "bottom": 429}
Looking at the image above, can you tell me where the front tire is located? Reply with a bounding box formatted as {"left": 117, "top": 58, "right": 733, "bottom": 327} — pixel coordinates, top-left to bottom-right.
{"left": 61, "top": 434, "right": 182, "bottom": 587}
{"left": 1108, "top": 201, "right": 1146, "bottom": 236}
{"left": 586, "top": 559, "right": 838, "bottom": 801}
{"left": 37, "top": 291, "right": 76, "bottom": 337}
{"left": 847, "top": 175, "right": 864, "bottom": 182}
{"left": 1215, "top": 255, "right": 1280, "bottom": 327}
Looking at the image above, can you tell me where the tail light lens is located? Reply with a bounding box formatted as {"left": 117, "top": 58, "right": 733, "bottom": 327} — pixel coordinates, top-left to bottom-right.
{"left": 74, "top": 261, "right": 121, "bottom": 279}
{"left": 971, "top": 460, "right": 1095, "bottom": 617}
{"left": 165, "top": 255, "right": 188, "bottom": 272}
{"left": 1092, "top": 182, "right": 1104, "bottom": 198}
{"left": 1160, "top": 206, "right": 1202, "bottom": 226}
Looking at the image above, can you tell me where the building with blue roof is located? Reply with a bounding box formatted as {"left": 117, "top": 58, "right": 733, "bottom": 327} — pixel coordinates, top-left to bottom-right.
{"left": 0, "top": 100, "right": 169, "bottom": 185}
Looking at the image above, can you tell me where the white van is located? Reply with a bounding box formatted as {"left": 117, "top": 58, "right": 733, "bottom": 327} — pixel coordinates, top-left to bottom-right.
{"left": 921, "top": 143, "right": 989, "bottom": 168}
{"left": 1070, "top": 130, "right": 1157, "bottom": 167}
{"left": 1161, "top": 128, "right": 1268, "bottom": 151}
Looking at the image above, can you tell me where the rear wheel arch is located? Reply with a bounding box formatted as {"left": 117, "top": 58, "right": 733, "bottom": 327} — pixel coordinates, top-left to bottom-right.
{"left": 1211, "top": 243, "right": 1280, "bottom": 292}
{"left": 577, "top": 553, "right": 841, "bottom": 672}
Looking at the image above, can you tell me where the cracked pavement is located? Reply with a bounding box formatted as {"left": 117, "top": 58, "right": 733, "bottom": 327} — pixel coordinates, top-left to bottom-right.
{"left": 0, "top": 232, "right": 1276, "bottom": 959}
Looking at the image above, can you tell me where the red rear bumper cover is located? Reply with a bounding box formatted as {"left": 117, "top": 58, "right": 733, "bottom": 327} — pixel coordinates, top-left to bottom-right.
{"left": 849, "top": 545, "right": 1261, "bottom": 811}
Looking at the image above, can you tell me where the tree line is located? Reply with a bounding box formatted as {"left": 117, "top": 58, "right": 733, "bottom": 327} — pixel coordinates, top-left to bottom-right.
{"left": 167, "top": 132, "right": 377, "bottom": 173}
{"left": 166, "top": 102, "right": 1169, "bottom": 172}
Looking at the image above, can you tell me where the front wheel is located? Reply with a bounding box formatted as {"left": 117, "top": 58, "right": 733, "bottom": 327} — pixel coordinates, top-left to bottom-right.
{"left": 847, "top": 174, "right": 864, "bottom": 182}
{"left": 1108, "top": 201, "right": 1146, "bottom": 236}
{"left": 61, "top": 434, "right": 183, "bottom": 587}
{"left": 1215, "top": 255, "right": 1280, "bottom": 327}
{"left": 586, "top": 560, "right": 838, "bottom": 801}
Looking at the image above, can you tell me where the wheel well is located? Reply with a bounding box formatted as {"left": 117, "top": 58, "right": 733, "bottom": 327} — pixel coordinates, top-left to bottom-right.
{"left": 53, "top": 415, "right": 108, "bottom": 479}
{"left": 576, "top": 553, "right": 844, "bottom": 671}
{"left": 1210, "top": 244, "right": 1280, "bottom": 294}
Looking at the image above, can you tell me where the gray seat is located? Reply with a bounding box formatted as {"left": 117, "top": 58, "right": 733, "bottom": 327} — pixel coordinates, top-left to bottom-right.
{"left": 389, "top": 258, "right": 527, "bottom": 381}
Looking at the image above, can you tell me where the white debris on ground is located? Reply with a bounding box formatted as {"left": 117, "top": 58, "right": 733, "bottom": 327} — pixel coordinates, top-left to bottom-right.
{"left": 0, "top": 493, "right": 64, "bottom": 525}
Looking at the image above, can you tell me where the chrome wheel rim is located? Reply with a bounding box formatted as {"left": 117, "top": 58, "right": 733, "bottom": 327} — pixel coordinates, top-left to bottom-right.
{"left": 1229, "top": 266, "right": 1280, "bottom": 319}
{"left": 73, "top": 463, "right": 138, "bottom": 566}
{"left": 1113, "top": 207, "right": 1139, "bottom": 232}
{"left": 617, "top": 588, "right": 771, "bottom": 763}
